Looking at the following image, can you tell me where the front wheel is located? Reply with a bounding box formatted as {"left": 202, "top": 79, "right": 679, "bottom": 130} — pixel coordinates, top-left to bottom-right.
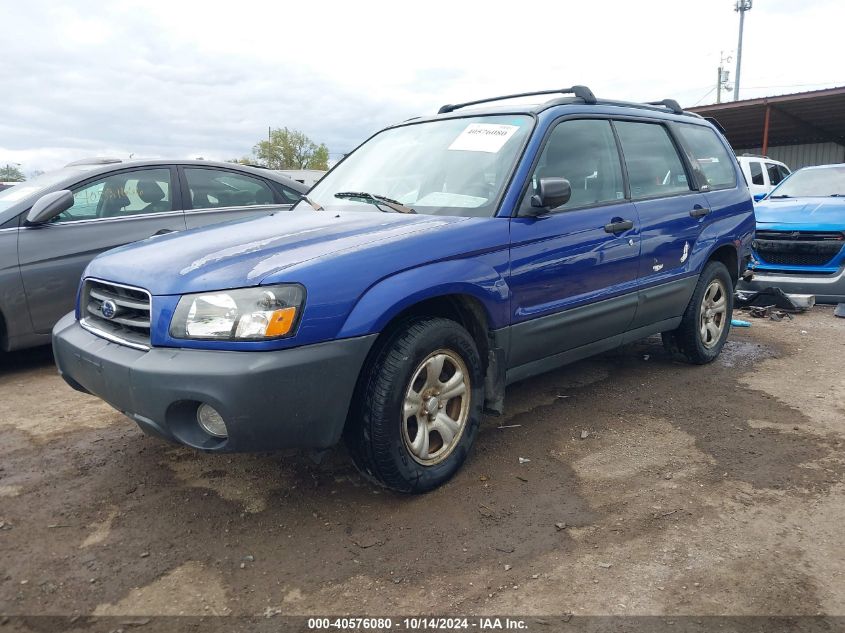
{"left": 345, "top": 317, "right": 483, "bottom": 493}
{"left": 662, "top": 261, "right": 734, "bottom": 364}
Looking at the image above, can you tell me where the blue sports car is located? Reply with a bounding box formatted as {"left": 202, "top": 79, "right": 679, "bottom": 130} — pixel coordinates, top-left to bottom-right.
{"left": 741, "top": 164, "right": 845, "bottom": 303}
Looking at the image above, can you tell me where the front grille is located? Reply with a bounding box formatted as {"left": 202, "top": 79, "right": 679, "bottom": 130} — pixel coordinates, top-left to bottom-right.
{"left": 80, "top": 279, "right": 152, "bottom": 350}
{"left": 755, "top": 230, "right": 845, "bottom": 242}
{"left": 753, "top": 230, "right": 845, "bottom": 268}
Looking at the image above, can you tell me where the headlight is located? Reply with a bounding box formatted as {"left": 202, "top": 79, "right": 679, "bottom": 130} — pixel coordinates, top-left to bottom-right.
{"left": 170, "top": 284, "right": 305, "bottom": 340}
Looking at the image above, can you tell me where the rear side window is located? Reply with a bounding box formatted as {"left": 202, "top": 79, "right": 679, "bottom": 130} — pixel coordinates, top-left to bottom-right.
{"left": 614, "top": 121, "right": 691, "bottom": 199}
{"left": 750, "top": 161, "right": 764, "bottom": 185}
{"left": 522, "top": 119, "right": 625, "bottom": 211}
{"left": 766, "top": 162, "right": 786, "bottom": 186}
{"left": 184, "top": 168, "right": 275, "bottom": 209}
{"left": 675, "top": 124, "right": 737, "bottom": 190}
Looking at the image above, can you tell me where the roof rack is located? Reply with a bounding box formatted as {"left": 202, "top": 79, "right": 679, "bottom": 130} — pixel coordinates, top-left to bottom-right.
{"left": 646, "top": 99, "right": 684, "bottom": 114}
{"left": 438, "top": 85, "right": 597, "bottom": 114}
{"left": 436, "top": 87, "right": 706, "bottom": 121}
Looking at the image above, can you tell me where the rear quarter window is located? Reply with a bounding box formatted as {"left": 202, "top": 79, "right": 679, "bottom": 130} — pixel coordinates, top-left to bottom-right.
{"left": 675, "top": 124, "right": 737, "bottom": 190}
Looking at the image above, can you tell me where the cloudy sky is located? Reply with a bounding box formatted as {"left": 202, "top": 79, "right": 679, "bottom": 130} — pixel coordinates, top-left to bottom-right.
{"left": 2, "top": 0, "right": 843, "bottom": 175}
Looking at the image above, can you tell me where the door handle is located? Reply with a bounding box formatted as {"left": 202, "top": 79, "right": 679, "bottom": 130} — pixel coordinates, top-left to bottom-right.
{"left": 690, "top": 205, "right": 711, "bottom": 219}
{"left": 604, "top": 219, "right": 634, "bottom": 233}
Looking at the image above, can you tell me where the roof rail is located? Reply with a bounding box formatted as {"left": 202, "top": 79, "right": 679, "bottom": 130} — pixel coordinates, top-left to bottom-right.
{"left": 438, "top": 85, "right": 597, "bottom": 114}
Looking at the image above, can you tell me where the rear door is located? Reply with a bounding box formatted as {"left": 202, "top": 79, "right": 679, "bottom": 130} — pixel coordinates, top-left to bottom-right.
{"left": 613, "top": 120, "right": 710, "bottom": 329}
{"left": 508, "top": 117, "right": 640, "bottom": 369}
{"left": 181, "top": 166, "right": 300, "bottom": 229}
{"left": 18, "top": 166, "right": 185, "bottom": 333}
{"left": 765, "top": 161, "right": 789, "bottom": 192}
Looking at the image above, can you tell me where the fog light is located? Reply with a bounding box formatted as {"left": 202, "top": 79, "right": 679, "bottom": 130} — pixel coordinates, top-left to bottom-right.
{"left": 196, "top": 404, "right": 228, "bottom": 438}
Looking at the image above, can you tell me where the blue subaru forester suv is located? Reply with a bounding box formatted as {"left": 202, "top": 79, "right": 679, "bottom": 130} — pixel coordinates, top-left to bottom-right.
{"left": 53, "top": 86, "right": 754, "bottom": 492}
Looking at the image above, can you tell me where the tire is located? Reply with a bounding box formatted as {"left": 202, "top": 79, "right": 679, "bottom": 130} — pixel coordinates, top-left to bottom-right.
{"left": 662, "top": 261, "right": 734, "bottom": 365}
{"left": 345, "top": 317, "right": 484, "bottom": 493}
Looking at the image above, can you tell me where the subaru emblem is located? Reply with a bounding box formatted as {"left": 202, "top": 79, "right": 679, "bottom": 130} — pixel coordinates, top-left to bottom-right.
{"left": 101, "top": 300, "right": 117, "bottom": 319}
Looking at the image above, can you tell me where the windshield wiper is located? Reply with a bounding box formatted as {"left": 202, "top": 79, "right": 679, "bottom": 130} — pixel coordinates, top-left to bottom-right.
{"left": 334, "top": 191, "right": 416, "bottom": 214}
{"left": 829, "top": 193, "right": 845, "bottom": 197}
{"left": 299, "top": 195, "right": 324, "bottom": 211}
{"left": 769, "top": 194, "right": 792, "bottom": 198}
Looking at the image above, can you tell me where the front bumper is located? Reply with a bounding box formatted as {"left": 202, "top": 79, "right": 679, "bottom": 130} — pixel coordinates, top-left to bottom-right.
{"left": 52, "top": 313, "right": 377, "bottom": 451}
{"left": 739, "top": 267, "right": 845, "bottom": 304}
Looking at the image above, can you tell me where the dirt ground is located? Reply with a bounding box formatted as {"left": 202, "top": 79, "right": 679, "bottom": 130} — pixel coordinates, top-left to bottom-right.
{"left": 1, "top": 306, "right": 844, "bottom": 626}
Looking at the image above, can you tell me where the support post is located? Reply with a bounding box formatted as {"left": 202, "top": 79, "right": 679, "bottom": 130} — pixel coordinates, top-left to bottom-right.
{"left": 761, "top": 103, "right": 771, "bottom": 156}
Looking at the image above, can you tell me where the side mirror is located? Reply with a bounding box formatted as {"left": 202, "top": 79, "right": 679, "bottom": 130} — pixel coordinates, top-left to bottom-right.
{"left": 753, "top": 192, "right": 767, "bottom": 202}
{"left": 25, "top": 190, "right": 74, "bottom": 225}
{"left": 527, "top": 178, "right": 572, "bottom": 215}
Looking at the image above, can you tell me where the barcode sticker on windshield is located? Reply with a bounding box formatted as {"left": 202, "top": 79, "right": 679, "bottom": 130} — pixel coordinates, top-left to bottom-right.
{"left": 448, "top": 123, "right": 520, "bottom": 153}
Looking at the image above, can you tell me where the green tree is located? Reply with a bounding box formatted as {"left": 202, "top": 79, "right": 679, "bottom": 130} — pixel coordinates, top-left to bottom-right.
{"left": 253, "top": 128, "right": 330, "bottom": 170}
{"left": 0, "top": 164, "right": 25, "bottom": 182}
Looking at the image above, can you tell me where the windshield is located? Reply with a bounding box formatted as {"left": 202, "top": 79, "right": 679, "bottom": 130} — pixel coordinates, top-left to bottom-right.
{"left": 301, "top": 114, "right": 534, "bottom": 217}
{"left": 769, "top": 165, "right": 845, "bottom": 198}
{"left": 0, "top": 168, "right": 89, "bottom": 212}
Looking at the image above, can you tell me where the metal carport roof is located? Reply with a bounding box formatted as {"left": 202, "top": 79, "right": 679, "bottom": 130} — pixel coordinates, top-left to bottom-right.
{"left": 688, "top": 86, "right": 845, "bottom": 154}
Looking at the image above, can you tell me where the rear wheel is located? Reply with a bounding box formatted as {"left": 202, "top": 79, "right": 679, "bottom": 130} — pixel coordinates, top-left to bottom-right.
{"left": 345, "top": 317, "right": 483, "bottom": 493}
{"left": 662, "top": 261, "right": 733, "bottom": 364}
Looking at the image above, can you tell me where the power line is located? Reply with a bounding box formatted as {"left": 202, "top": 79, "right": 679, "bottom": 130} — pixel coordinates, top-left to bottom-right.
{"left": 692, "top": 86, "right": 717, "bottom": 107}
{"left": 741, "top": 81, "right": 845, "bottom": 89}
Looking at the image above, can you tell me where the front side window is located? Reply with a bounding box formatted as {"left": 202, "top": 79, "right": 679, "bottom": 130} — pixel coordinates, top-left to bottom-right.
{"left": 770, "top": 166, "right": 845, "bottom": 198}
{"left": 185, "top": 168, "right": 276, "bottom": 209}
{"left": 521, "top": 119, "right": 625, "bottom": 211}
{"left": 750, "top": 161, "right": 765, "bottom": 185}
{"left": 766, "top": 162, "right": 786, "bottom": 186}
{"left": 615, "top": 121, "right": 691, "bottom": 199}
{"left": 54, "top": 168, "right": 173, "bottom": 223}
{"left": 301, "top": 115, "right": 534, "bottom": 217}
{"left": 675, "top": 124, "right": 736, "bottom": 190}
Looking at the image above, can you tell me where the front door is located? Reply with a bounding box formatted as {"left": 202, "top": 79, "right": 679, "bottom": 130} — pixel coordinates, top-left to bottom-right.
{"left": 508, "top": 118, "right": 640, "bottom": 370}
{"left": 18, "top": 166, "right": 186, "bottom": 333}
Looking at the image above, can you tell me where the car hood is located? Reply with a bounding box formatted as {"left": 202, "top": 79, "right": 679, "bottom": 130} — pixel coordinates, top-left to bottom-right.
{"left": 755, "top": 197, "right": 845, "bottom": 229}
{"left": 85, "top": 210, "right": 470, "bottom": 295}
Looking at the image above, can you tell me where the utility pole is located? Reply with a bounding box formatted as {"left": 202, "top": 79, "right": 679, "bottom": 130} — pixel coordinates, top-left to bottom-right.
{"left": 734, "top": 0, "right": 752, "bottom": 101}
{"left": 717, "top": 51, "right": 733, "bottom": 104}
{"left": 717, "top": 66, "right": 722, "bottom": 104}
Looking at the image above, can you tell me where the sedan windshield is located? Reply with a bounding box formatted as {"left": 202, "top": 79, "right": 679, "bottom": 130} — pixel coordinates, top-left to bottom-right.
{"left": 769, "top": 165, "right": 845, "bottom": 198}
{"left": 301, "top": 114, "right": 534, "bottom": 217}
